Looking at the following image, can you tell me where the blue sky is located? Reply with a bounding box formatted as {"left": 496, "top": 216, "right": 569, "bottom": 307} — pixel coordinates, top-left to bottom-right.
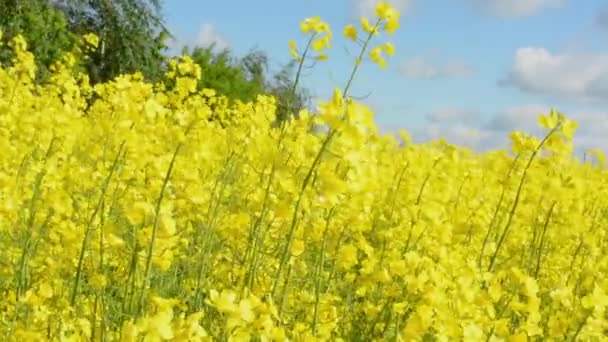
{"left": 163, "top": 0, "right": 608, "bottom": 154}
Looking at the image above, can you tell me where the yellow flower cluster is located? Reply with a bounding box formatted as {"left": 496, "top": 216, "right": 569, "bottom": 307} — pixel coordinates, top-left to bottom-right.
{"left": 289, "top": 16, "right": 332, "bottom": 62}
{"left": 1, "top": 2, "right": 608, "bottom": 341}
{"left": 343, "top": 3, "right": 398, "bottom": 69}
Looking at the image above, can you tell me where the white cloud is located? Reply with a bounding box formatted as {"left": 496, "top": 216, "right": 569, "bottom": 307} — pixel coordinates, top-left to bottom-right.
{"left": 355, "top": 0, "right": 561, "bottom": 18}
{"left": 412, "top": 106, "right": 497, "bottom": 150}
{"left": 464, "top": 0, "right": 564, "bottom": 17}
{"left": 400, "top": 56, "right": 474, "bottom": 80}
{"left": 566, "top": 110, "right": 608, "bottom": 152}
{"left": 166, "top": 36, "right": 183, "bottom": 54}
{"left": 165, "top": 23, "right": 229, "bottom": 55}
{"left": 480, "top": 105, "right": 608, "bottom": 154}
{"left": 484, "top": 104, "right": 548, "bottom": 133}
{"left": 500, "top": 47, "right": 608, "bottom": 103}
{"left": 411, "top": 104, "right": 608, "bottom": 155}
{"left": 400, "top": 57, "right": 438, "bottom": 79}
{"left": 195, "top": 23, "right": 229, "bottom": 51}
{"left": 353, "top": 0, "right": 410, "bottom": 18}
{"left": 442, "top": 61, "right": 476, "bottom": 78}
{"left": 427, "top": 107, "right": 479, "bottom": 124}
{"left": 424, "top": 122, "right": 489, "bottom": 148}
{"left": 596, "top": 7, "right": 608, "bottom": 30}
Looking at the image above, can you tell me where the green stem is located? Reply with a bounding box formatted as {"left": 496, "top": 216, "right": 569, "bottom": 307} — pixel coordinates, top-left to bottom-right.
{"left": 271, "top": 131, "right": 335, "bottom": 298}
{"left": 278, "top": 262, "right": 293, "bottom": 317}
{"left": 71, "top": 141, "right": 125, "bottom": 306}
{"left": 488, "top": 125, "right": 560, "bottom": 272}
{"left": 241, "top": 162, "right": 276, "bottom": 292}
{"left": 272, "top": 17, "right": 383, "bottom": 301}
{"left": 282, "top": 34, "right": 315, "bottom": 123}
{"left": 478, "top": 154, "right": 520, "bottom": 270}
{"left": 16, "top": 136, "right": 56, "bottom": 299}
{"left": 405, "top": 158, "right": 439, "bottom": 251}
{"left": 533, "top": 201, "right": 556, "bottom": 278}
{"left": 343, "top": 19, "right": 382, "bottom": 98}
{"left": 193, "top": 153, "right": 236, "bottom": 308}
{"left": 312, "top": 207, "right": 335, "bottom": 336}
{"left": 137, "top": 140, "right": 184, "bottom": 315}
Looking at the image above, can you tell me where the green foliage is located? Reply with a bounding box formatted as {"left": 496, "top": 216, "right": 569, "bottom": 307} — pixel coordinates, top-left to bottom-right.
{"left": 180, "top": 44, "right": 312, "bottom": 124}
{"left": 0, "top": 0, "right": 311, "bottom": 125}
{"left": 54, "top": 0, "right": 171, "bottom": 84}
{"left": 0, "top": 0, "right": 79, "bottom": 81}
{"left": 182, "top": 45, "right": 266, "bottom": 103}
{"left": 267, "top": 59, "right": 312, "bottom": 123}
{"left": 0, "top": 0, "right": 170, "bottom": 84}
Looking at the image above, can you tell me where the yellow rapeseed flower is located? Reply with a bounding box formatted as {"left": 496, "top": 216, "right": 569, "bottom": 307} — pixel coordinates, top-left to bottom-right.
{"left": 369, "top": 45, "right": 387, "bottom": 68}
{"left": 300, "top": 16, "right": 321, "bottom": 33}
{"left": 312, "top": 36, "right": 331, "bottom": 51}
{"left": 383, "top": 42, "right": 395, "bottom": 56}
{"left": 1, "top": 9, "right": 607, "bottom": 342}
{"left": 288, "top": 39, "right": 299, "bottom": 60}
{"left": 360, "top": 17, "right": 378, "bottom": 35}
{"left": 83, "top": 33, "right": 100, "bottom": 48}
{"left": 337, "top": 244, "right": 358, "bottom": 270}
{"left": 343, "top": 24, "right": 358, "bottom": 41}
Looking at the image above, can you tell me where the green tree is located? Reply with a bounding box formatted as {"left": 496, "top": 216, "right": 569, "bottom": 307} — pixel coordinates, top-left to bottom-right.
{"left": 182, "top": 44, "right": 266, "bottom": 103}
{"left": 0, "top": 0, "right": 311, "bottom": 124}
{"left": 0, "top": 0, "right": 79, "bottom": 81}
{"left": 0, "top": 0, "right": 171, "bottom": 84}
{"left": 53, "top": 0, "right": 171, "bottom": 84}
{"left": 267, "top": 59, "right": 312, "bottom": 123}
{"left": 180, "top": 43, "right": 312, "bottom": 124}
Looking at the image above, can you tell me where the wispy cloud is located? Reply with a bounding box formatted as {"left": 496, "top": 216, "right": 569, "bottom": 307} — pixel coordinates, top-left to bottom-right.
{"left": 195, "top": 23, "right": 229, "bottom": 50}
{"left": 400, "top": 56, "right": 474, "bottom": 80}
{"left": 413, "top": 104, "right": 608, "bottom": 155}
{"left": 353, "top": 0, "right": 410, "bottom": 18}
{"left": 463, "top": 0, "right": 564, "bottom": 17}
{"left": 167, "top": 22, "right": 229, "bottom": 54}
{"left": 596, "top": 7, "right": 608, "bottom": 30}
{"left": 427, "top": 107, "right": 480, "bottom": 124}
